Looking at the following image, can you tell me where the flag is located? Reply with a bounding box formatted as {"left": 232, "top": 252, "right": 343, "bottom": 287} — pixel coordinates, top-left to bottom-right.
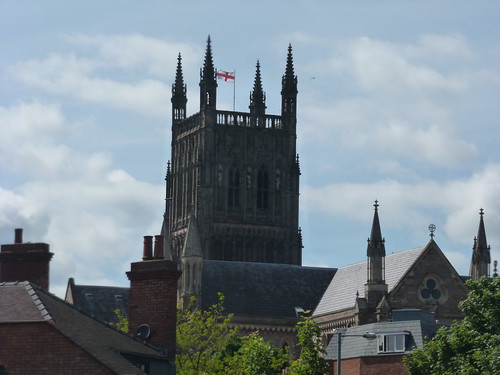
{"left": 217, "top": 70, "right": 235, "bottom": 82}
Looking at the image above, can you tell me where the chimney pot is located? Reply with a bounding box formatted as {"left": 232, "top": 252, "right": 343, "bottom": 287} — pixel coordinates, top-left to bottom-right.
{"left": 154, "top": 235, "right": 164, "bottom": 259}
{"left": 14, "top": 228, "right": 23, "bottom": 244}
{"left": 143, "top": 236, "right": 153, "bottom": 260}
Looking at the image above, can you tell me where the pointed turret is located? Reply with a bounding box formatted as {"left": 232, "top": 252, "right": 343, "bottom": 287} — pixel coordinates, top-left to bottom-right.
{"left": 281, "top": 44, "right": 298, "bottom": 118}
{"left": 171, "top": 53, "right": 187, "bottom": 123}
{"left": 470, "top": 208, "right": 491, "bottom": 280}
{"left": 365, "top": 201, "right": 388, "bottom": 315}
{"left": 249, "top": 60, "right": 266, "bottom": 119}
{"left": 367, "top": 200, "right": 386, "bottom": 260}
{"left": 199, "top": 35, "right": 217, "bottom": 110}
{"left": 180, "top": 211, "right": 203, "bottom": 307}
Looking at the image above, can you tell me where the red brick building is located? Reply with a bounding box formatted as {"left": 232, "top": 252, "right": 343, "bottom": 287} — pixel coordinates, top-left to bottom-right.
{"left": 0, "top": 229, "right": 179, "bottom": 375}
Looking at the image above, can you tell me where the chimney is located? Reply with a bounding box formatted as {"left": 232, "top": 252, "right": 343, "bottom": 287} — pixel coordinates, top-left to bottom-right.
{"left": 142, "top": 236, "right": 153, "bottom": 260}
{"left": 0, "top": 229, "right": 54, "bottom": 291}
{"left": 154, "top": 235, "right": 164, "bottom": 259}
{"left": 127, "top": 234, "right": 181, "bottom": 360}
{"left": 14, "top": 228, "right": 23, "bottom": 244}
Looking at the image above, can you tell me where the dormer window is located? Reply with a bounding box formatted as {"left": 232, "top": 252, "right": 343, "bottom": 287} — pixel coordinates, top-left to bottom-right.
{"left": 377, "top": 332, "right": 409, "bottom": 353}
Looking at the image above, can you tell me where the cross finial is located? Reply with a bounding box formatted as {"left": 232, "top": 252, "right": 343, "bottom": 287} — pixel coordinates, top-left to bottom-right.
{"left": 479, "top": 208, "right": 484, "bottom": 217}
{"left": 374, "top": 200, "right": 379, "bottom": 211}
{"left": 428, "top": 224, "right": 436, "bottom": 240}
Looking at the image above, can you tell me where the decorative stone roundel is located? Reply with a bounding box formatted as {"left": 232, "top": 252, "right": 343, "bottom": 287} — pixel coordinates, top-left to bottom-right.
{"left": 418, "top": 274, "right": 447, "bottom": 305}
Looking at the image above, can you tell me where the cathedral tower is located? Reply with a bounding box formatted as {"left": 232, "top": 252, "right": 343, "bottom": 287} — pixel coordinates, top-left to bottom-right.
{"left": 164, "top": 37, "right": 301, "bottom": 265}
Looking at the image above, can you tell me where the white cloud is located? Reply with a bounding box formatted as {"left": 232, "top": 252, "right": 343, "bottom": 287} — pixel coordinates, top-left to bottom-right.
{"left": 10, "top": 34, "right": 202, "bottom": 119}
{"left": 302, "top": 163, "right": 500, "bottom": 249}
{"left": 0, "top": 101, "right": 163, "bottom": 297}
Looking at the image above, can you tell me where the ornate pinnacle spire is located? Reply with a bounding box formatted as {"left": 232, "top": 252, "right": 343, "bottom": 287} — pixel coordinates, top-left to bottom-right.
{"left": 173, "top": 53, "right": 186, "bottom": 97}
{"left": 470, "top": 208, "right": 491, "bottom": 279}
{"left": 201, "top": 35, "right": 215, "bottom": 83}
{"left": 367, "top": 200, "right": 386, "bottom": 257}
{"left": 281, "top": 44, "right": 297, "bottom": 94}
{"left": 249, "top": 60, "right": 266, "bottom": 116}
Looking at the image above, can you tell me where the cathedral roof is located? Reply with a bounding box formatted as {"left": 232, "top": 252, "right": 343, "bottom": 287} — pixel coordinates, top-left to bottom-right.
{"left": 314, "top": 247, "right": 425, "bottom": 317}
{"left": 201, "top": 260, "right": 336, "bottom": 319}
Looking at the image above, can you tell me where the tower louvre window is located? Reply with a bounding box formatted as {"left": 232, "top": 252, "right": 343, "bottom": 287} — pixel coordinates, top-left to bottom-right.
{"left": 257, "top": 166, "right": 269, "bottom": 209}
{"left": 228, "top": 166, "right": 240, "bottom": 207}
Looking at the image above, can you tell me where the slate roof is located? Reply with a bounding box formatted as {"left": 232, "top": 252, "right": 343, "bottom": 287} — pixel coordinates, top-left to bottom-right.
{"left": 324, "top": 318, "right": 441, "bottom": 360}
{"left": 65, "top": 277, "right": 129, "bottom": 325}
{"left": 0, "top": 281, "right": 168, "bottom": 375}
{"left": 201, "top": 260, "right": 337, "bottom": 319}
{"left": 314, "top": 247, "right": 425, "bottom": 316}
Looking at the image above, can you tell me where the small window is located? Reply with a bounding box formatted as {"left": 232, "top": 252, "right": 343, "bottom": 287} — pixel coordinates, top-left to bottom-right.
{"left": 377, "top": 333, "right": 408, "bottom": 353}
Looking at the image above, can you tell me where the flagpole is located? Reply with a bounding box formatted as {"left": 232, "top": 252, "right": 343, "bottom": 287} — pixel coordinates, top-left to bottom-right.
{"left": 233, "top": 69, "right": 236, "bottom": 111}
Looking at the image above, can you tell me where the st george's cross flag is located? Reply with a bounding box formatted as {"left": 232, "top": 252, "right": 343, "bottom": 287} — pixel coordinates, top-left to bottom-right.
{"left": 217, "top": 70, "right": 235, "bottom": 82}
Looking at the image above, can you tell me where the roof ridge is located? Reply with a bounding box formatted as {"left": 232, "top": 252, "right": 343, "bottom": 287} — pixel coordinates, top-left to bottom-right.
{"left": 24, "top": 282, "right": 53, "bottom": 321}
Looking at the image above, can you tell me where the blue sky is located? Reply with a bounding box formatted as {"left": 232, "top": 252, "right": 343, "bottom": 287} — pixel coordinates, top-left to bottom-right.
{"left": 1, "top": 1, "right": 499, "bottom": 297}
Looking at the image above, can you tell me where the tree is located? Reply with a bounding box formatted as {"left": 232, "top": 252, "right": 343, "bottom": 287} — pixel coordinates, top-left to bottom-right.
{"left": 404, "top": 277, "right": 500, "bottom": 375}
{"left": 109, "top": 309, "right": 129, "bottom": 333}
{"left": 288, "top": 315, "right": 329, "bottom": 375}
{"left": 176, "top": 293, "right": 239, "bottom": 374}
{"left": 228, "top": 332, "right": 289, "bottom": 375}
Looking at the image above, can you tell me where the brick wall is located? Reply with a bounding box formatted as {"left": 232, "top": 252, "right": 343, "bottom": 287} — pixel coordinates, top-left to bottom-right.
{"left": 330, "top": 355, "right": 407, "bottom": 375}
{"left": 127, "top": 258, "right": 180, "bottom": 360}
{"left": 0, "top": 322, "right": 115, "bottom": 375}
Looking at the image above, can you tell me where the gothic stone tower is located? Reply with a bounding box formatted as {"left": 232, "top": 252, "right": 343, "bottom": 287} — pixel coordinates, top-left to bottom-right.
{"left": 165, "top": 37, "right": 301, "bottom": 265}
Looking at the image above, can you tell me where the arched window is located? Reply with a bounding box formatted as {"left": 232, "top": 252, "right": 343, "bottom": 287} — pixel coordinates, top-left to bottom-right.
{"left": 257, "top": 166, "right": 268, "bottom": 209}
{"left": 228, "top": 166, "right": 240, "bottom": 207}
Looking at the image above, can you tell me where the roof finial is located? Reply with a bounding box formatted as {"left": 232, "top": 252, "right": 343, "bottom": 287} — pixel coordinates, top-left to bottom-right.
{"left": 374, "top": 199, "right": 379, "bottom": 211}
{"left": 428, "top": 224, "right": 436, "bottom": 240}
{"left": 480, "top": 208, "right": 484, "bottom": 217}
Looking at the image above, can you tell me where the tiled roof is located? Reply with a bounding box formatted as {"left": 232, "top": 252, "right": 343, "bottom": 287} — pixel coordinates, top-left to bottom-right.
{"left": 201, "top": 260, "right": 337, "bottom": 318}
{"left": 0, "top": 281, "right": 167, "bottom": 375}
{"left": 324, "top": 319, "right": 441, "bottom": 360}
{"left": 314, "top": 247, "right": 425, "bottom": 316}
{"left": 65, "top": 278, "right": 129, "bottom": 325}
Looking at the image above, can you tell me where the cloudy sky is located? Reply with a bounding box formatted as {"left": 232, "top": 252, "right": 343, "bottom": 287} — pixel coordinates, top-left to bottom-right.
{"left": 1, "top": 1, "right": 499, "bottom": 297}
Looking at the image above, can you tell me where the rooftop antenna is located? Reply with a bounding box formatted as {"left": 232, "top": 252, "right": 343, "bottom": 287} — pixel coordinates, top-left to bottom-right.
{"left": 135, "top": 324, "right": 151, "bottom": 340}
{"left": 428, "top": 224, "right": 436, "bottom": 240}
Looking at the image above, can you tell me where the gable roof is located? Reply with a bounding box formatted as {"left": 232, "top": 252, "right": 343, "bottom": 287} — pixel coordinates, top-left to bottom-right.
{"left": 65, "top": 277, "right": 129, "bottom": 325}
{"left": 0, "top": 281, "right": 167, "bottom": 375}
{"left": 314, "top": 247, "right": 425, "bottom": 317}
{"left": 201, "top": 260, "right": 337, "bottom": 319}
{"left": 324, "top": 319, "right": 441, "bottom": 360}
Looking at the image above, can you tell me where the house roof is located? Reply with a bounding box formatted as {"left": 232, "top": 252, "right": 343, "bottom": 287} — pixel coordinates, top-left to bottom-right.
{"left": 314, "top": 247, "right": 425, "bottom": 317}
{"left": 324, "top": 319, "right": 441, "bottom": 360}
{"left": 65, "top": 277, "right": 129, "bottom": 325}
{"left": 201, "top": 260, "right": 337, "bottom": 319}
{"left": 0, "top": 281, "right": 167, "bottom": 375}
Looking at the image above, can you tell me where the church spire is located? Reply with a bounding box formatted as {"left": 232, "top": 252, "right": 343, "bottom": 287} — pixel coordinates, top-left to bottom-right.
{"left": 470, "top": 208, "right": 491, "bottom": 280}
{"left": 367, "top": 200, "right": 386, "bottom": 283}
{"left": 199, "top": 35, "right": 217, "bottom": 110}
{"left": 249, "top": 60, "right": 266, "bottom": 120}
{"left": 171, "top": 53, "right": 187, "bottom": 123}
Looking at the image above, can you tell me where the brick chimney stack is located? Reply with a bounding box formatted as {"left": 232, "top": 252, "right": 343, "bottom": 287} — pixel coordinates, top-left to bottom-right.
{"left": 0, "top": 228, "right": 54, "bottom": 291}
{"left": 127, "top": 234, "right": 181, "bottom": 360}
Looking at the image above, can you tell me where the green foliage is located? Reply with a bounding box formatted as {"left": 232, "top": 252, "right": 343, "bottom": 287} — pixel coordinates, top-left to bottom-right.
{"left": 228, "top": 332, "right": 289, "bottom": 375}
{"left": 109, "top": 309, "right": 129, "bottom": 333}
{"left": 404, "top": 277, "right": 500, "bottom": 375}
{"left": 287, "top": 315, "right": 329, "bottom": 375}
{"left": 176, "top": 293, "right": 239, "bottom": 374}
